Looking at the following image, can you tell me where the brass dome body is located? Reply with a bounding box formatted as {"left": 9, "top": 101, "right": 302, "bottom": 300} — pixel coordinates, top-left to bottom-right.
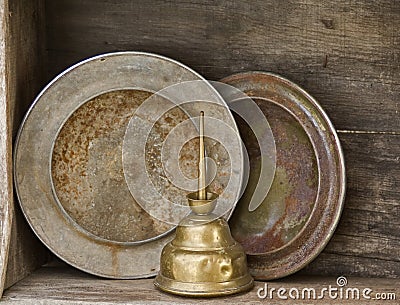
{"left": 154, "top": 192, "right": 254, "bottom": 297}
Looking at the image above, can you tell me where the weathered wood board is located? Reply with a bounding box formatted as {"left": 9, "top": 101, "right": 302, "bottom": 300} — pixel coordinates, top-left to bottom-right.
{"left": 300, "top": 133, "right": 400, "bottom": 278}
{"left": 0, "top": 0, "right": 13, "bottom": 297}
{"left": 2, "top": 266, "right": 399, "bottom": 304}
{"left": 1, "top": 0, "right": 50, "bottom": 295}
{"left": 44, "top": 0, "right": 400, "bottom": 132}
{"left": 0, "top": 0, "right": 399, "bottom": 300}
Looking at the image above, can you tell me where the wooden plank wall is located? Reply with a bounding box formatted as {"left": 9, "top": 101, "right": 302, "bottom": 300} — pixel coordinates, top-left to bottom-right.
{"left": 3, "top": 0, "right": 50, "bottom": 292}
{"left": 10, "top": 0, "right": 397, "bottom": 280}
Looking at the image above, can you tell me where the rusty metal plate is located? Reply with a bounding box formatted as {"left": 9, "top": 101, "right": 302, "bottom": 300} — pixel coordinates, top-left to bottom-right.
{"left": 14, "top": 52, "right": 243, "bottom": 279}
{"left": 221, "top": 72, "right": 346, "bottom": 280}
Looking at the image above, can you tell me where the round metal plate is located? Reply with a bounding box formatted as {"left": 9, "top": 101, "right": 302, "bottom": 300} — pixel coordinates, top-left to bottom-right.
{"left": 221, "top": 72, "right": 346, "bottom": 280}
{"left": 14, "top": 52, "right": 242, "bottom": 278}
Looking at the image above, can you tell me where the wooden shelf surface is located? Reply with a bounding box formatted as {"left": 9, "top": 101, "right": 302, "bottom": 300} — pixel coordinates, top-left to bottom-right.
{"left": 2, "top": 266, "right": 399, "bottom": 304}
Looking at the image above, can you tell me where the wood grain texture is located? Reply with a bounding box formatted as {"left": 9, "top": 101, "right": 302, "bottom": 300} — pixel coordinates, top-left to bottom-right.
{"left": 0, "top": 0, "right": 13, "bottom": 297}
{"left": 44, "top": 0, "right": 400, "bottom": 132}
{"left": 3, "top": 0, "right": 50, "bottom": 291}
{"left": 300, "top": 133, "right": 400, "bottom": 278}
{"left": 1, "top": 266, "right": 399, "bottom": 304}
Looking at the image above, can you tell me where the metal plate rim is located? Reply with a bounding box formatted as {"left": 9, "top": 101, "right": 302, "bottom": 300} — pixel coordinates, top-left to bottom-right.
{"left": 221, "top": 71, "right": 346, "bottom": 280}
{"left": 13, "top": 51, "right": 242, "bottom": 279}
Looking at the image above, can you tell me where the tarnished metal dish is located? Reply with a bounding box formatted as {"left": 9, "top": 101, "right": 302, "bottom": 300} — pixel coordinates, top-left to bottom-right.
{"left": 14, "top": 52, "right": 243, "bottom": 279}
{"left": 221, "top": 72, "right": 346, "bottom": 280}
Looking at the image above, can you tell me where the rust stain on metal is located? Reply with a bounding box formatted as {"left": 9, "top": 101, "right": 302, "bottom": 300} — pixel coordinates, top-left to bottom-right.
{"left": 230, "top": 101, "right": 318, "bottom": 254}
{"left": 52, "top": 89, "right": 231, "bottom": 244}
{"left": 52, "top": 90, "right": 174, "bottom": 243}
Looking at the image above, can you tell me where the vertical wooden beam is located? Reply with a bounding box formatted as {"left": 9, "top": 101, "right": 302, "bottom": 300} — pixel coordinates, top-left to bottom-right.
{"left": 0, "top": 0, "right": 14, "bottom": 297}
{"left": 1, "top": 0, "right": 49, "bottom": 293}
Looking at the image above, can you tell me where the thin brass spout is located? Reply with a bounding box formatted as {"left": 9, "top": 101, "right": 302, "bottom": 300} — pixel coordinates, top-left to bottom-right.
{"left": 198, "top": 111, "right": 206, "bottom": 200}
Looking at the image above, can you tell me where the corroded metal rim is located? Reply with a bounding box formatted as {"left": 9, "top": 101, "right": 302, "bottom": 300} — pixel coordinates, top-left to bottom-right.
{"left": 13, "top": 52, "right": 241, "bottom": 279}
{"left": 221, "top": 71, "right": 346, "bottom": 280}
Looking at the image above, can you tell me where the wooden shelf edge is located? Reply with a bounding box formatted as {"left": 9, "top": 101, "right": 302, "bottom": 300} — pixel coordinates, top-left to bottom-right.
{"left": 1, "top": 266, "right": 399, "bottom": 304}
